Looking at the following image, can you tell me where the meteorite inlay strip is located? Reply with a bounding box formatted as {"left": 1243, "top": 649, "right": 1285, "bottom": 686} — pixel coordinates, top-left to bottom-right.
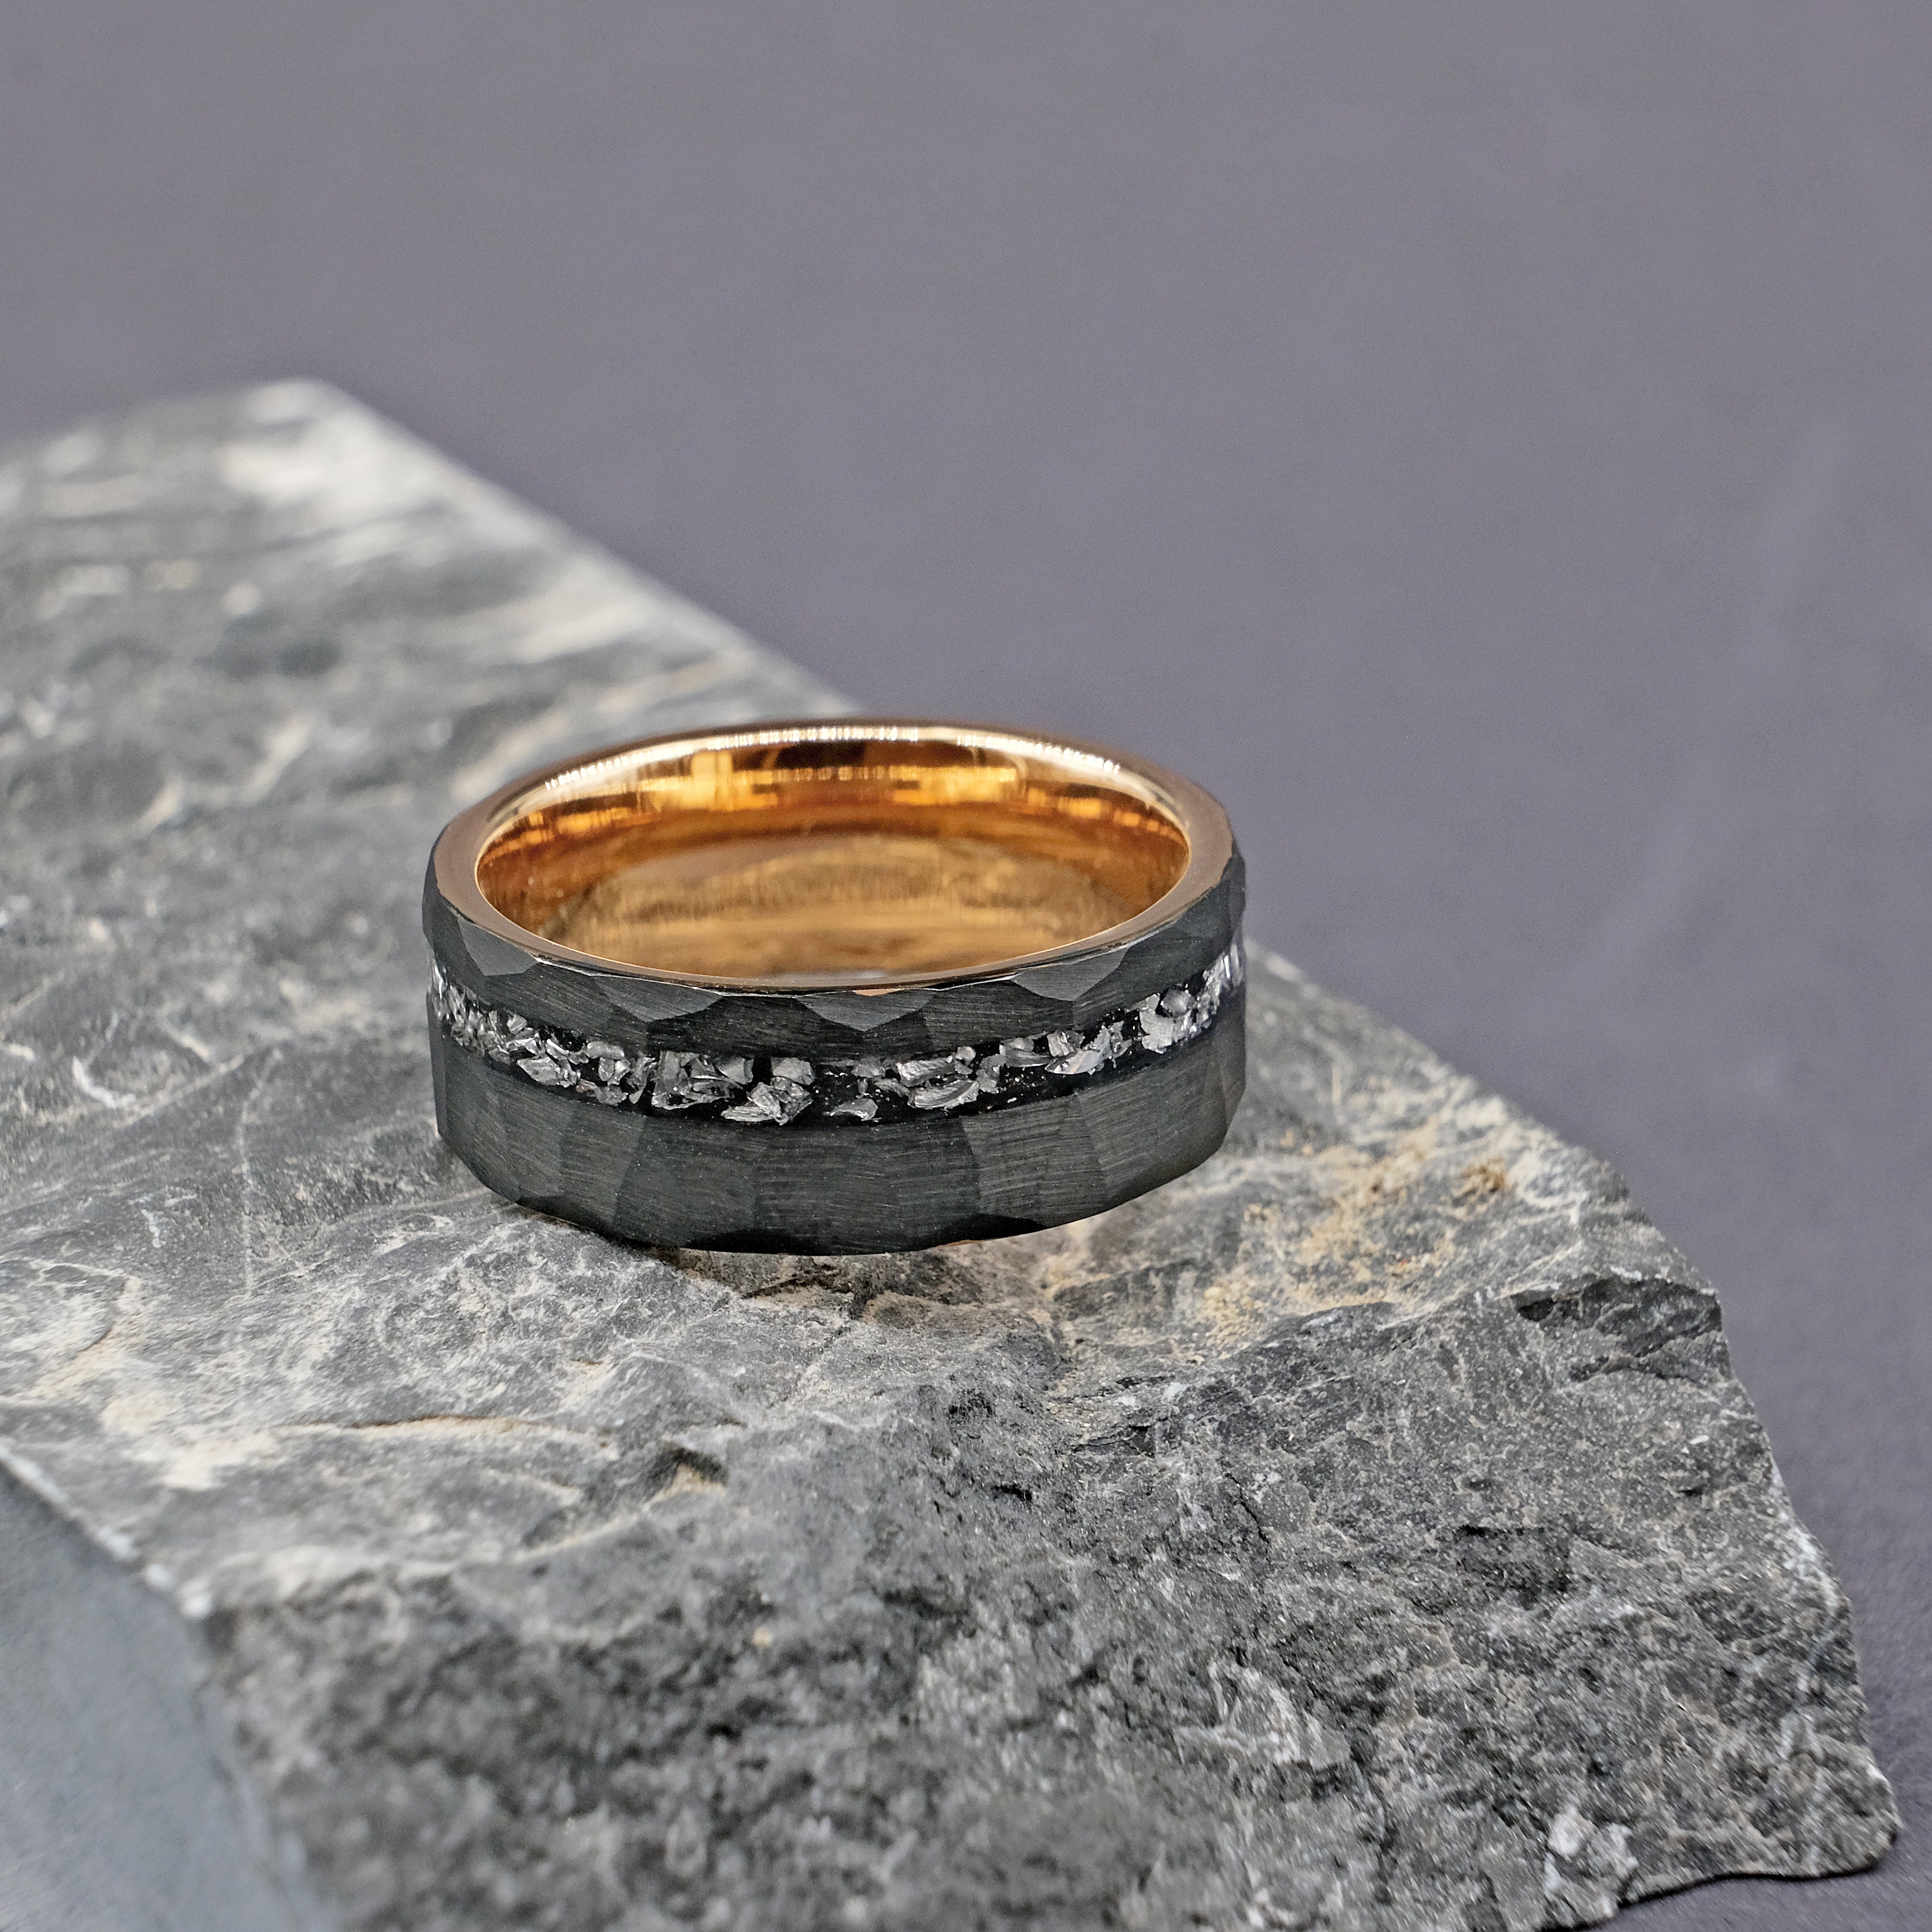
{"left": 431, "top": 940, "right": 1243, "bottom": 1126}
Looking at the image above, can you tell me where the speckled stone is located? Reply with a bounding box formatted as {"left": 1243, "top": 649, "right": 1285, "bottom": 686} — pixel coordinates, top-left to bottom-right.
{"left": 0, "top": 385, "right": 1897, "bottom": 1931}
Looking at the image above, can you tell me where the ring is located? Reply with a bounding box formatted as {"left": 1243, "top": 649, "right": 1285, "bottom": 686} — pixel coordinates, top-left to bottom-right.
{"left": 423, "top": 719, "right": 1245, "bottom": 1253}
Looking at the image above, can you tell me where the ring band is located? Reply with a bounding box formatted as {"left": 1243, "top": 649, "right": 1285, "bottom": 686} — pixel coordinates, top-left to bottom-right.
{"left": 423, "top": 719, "right": 1245, "bottom": 1253}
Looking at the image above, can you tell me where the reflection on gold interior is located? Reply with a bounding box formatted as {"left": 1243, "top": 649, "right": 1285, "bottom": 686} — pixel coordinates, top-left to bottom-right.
{"left": 475, "top": 731, "right": 1191, "bottom": 981}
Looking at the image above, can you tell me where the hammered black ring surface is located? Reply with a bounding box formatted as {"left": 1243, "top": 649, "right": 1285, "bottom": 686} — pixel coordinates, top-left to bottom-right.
{"left": 424, "top": 719, "right": 1245, "bottom": 1253}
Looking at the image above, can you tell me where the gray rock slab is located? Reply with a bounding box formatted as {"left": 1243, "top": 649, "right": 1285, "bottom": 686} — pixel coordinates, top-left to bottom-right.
{"left": 0, "top": 384, "right": 1896, "bottom": 1931}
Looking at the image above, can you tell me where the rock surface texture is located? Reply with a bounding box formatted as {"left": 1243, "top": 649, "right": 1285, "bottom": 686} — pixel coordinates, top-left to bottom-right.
{"left": 0, "top": 385, "right": 1897, "bottom": 1931}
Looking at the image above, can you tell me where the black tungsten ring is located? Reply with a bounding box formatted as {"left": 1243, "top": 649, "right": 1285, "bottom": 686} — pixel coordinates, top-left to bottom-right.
{"left": 423, "top": 718, "right": 1245, "bottom": 1253}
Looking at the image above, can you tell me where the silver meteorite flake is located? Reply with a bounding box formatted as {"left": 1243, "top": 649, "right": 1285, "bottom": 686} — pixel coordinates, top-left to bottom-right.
{"left": 430, "top": 940, "right": 1242, "bottom": 1128}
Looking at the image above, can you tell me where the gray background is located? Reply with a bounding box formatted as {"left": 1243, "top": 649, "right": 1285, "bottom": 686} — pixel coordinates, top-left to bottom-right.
{"left": 1, "top": 6, "right": 1924, "bottom": 1928}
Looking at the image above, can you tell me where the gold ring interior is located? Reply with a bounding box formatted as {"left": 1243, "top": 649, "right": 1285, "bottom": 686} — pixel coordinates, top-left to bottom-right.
{"left": 470, "top": 724, "right": 1201, "bottom": 983}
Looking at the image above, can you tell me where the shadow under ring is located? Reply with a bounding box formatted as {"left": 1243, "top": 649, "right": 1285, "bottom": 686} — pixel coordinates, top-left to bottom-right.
{"left": 424, "top": 718, "right": 1245, "bottom": 1253}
